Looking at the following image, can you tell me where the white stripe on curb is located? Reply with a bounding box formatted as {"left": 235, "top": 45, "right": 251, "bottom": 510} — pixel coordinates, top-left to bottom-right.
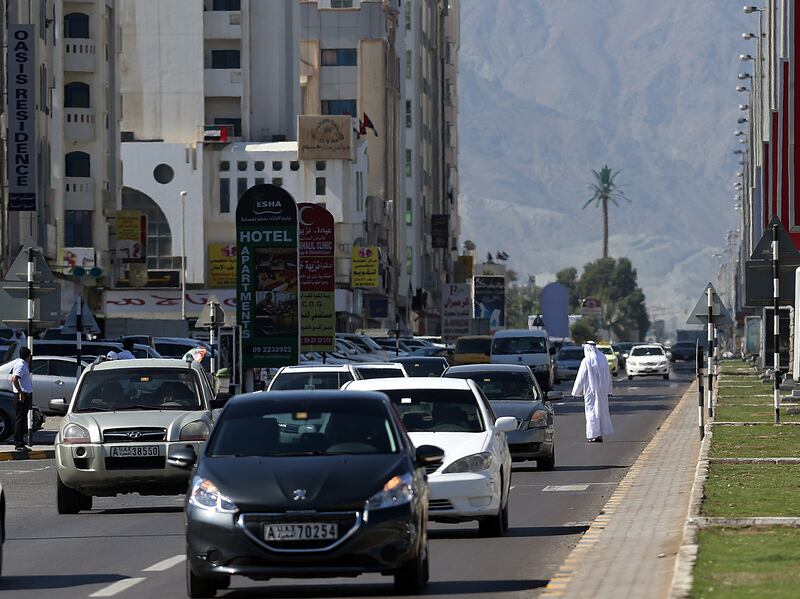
{"left": 142, "top": 554, "right": 185, "bottom": 572}
{"left": 89, "top": 577, "right": 146, "bottom": 597}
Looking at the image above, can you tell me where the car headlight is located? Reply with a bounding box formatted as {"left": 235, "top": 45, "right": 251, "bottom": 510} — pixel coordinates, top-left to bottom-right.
{"left": 442, "top": 452, "right": 493, "bottom": 474}
{"left": 62, "top": 423, "right": 90, "bottom": 444}
{"left": 189, "top": 476, "right": 238, "bottom": 513}
{"left": 527, "top": 410, "right": 548, "bottom": 428}
{"left": 365, "top": 473, "right": 414, "bottom": 510}
{"left": 179, "top": 420, "right": 210, "bottom": 441}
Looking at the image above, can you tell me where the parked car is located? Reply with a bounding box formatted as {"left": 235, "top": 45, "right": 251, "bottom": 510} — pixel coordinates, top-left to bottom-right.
{"left": 336, "top": 333, "right": 390, "bottom": 360}
{"left": 9, "top": 340, "right": 161, "bottom": 361}
{"left": 50, "top": 358, "right": 219, "bottom": 514}
{"left": 372, "top": 338, "right": 413, "bottom": 356}
{"left": 490, "top": 329, "right": 556, "bottom": 391}
{"left": 354, "top": 363, "right": 409, "bottom": 379}
{"left": 626, "top": 345, "right": 670, "bottom": 380}
{"left": 453, "top": 335, "right": 492, "bottom": 366}
{"left": 0, "top": 356, "right": 90, "bottom": 412}
{"left": 554, "top": 345, "right": 584, "bottom": 383}
{"left": 0, "top": 476, "right": 5, "bottom": 574}
{"left": 670, "top": 341, "right": 697, "bottom": 362}
{"left": 596, "top": 344, "right": 619, "bottom": 375}
{"left": 391, "top": 356, "right": 450, "bottom": 377}
{"left": 0, "top": 390, "right": 44, "bottom": 442}
{"left": 409, "top": 346, "right": 455, "bottom": 362}
{"left": 443, "top": 364, "right": 558, "bottom": 469}
{"left": 173, "top": 390, "right": 442, "bottom": 597}
{"left": 344, "top": 377, "right": 515, "bottom": 536}
{"left": 266, "top": 365, "right": 361, "bottom": 391}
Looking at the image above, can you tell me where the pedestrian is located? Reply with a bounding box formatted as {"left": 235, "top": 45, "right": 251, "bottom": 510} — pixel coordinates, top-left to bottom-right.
{"left": 571, "top": 341, "right": 614, "bottom": 443}
{"left": 13, "top": 329, "right": 26, "bottom": 344}
{"left": 11, "top": 347, "right": 33, "bottom": 451}
{"left": 105, "top": 351, "right": 118, "bottom": 361}
{"left": 117, "top": 338, "right": 135, "bottom": 360}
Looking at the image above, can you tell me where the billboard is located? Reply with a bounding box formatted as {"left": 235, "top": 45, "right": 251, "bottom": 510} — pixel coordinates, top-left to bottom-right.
{"left": 442, "top": 283, "right": 472, "bottom": 344}
{"left": 116, "top": 211, "right": 147, "bottom": 263}
{"left": 352, "top": 246, "right": 379, "bottom": 288}
{"left": 8, "top": 26, "right": 36, "bottom": 211}
{"left": 474, "top": 276, "right": 505, "bottom": 334}
{"left": 298, "top": 115, "right": 354, "bottom": 160}
{"left": 299, "top": 203, "right": 335, "bottom": 352}
{"left": 541, "top": 282, "right": 570, "bottom": 338}
{"left": 208, "top": 243, "right": 237, "bottom": 287}
{"left": 236, "top": 184, "right": 299, "bottom": 368}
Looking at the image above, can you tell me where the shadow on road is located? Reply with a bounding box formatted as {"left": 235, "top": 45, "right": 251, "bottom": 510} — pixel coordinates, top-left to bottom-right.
{"left": 513, "top": 463, "right": 627, "bottom": 473}
{"left": 94, "top": 505, "right": 184, "bottom": 515}
{"left": 429, "top": 524, "right": 588, "bottom": 540}
{"left": 0, "top": 573, "right": 124, "bottom": 590}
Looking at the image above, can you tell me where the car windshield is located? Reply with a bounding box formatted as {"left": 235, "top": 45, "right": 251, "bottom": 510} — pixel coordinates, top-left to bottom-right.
{"left": 558, "top": 348, "right": 584, "bottom": 360}
{"left": 396, "top": 360, "right": 447, "bottom": 377}
{"left": 73, "top": 368, "right": 203, "bottom": 412}
{"left": 270, "top": 372, "right": 353, "bottom": 390}
{"left": 456, "top": 338, "right": 490, "bottom": 353}
{"left": 382, "top": 389, "right": 485, "bottom": 433}
{"left": 630, "top": 347, "right": 665, "bottom": 357}
{"left": 445, "top": 371, "right": 540, "bottom": 401}
{"left": 598, "top": 346, "right": 614, "bottom": 355}
{"left": 492, "top": 336, "right": 546, "bottom": 355}
{"left": 356, "top": 367, "right": 404, "bottom": 379}
{"left": 207, "top": 401, "right": 399, "bottom": 457}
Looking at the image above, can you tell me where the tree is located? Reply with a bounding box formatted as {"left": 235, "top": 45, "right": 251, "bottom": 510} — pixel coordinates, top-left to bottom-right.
{"left": 555, "top": 266, "right": 580, "bottom": 312}
{"left": 505, "top": 279, "right": 540, "bottom": 329}
{"left": 570, "top": 319, "right": 598, "bottom": 344}
{"left": 583, "top": 165, "right": 631, "bottom": 258}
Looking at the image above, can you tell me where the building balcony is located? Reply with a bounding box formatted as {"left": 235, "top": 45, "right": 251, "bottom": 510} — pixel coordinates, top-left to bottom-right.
{"left": 204, "top": 11, "right": 242, "bottom": 39}
{"left": 64, "top": 177, "right": 95, "bottom": 210}
{"left": 64, "top": 108, "right": 96, "bottom": 142}
{"left": 64, "top": 39, "right": 96, "bottom": 72}
{"left": 204, "top": 68, "right": 243, "bottom": 97}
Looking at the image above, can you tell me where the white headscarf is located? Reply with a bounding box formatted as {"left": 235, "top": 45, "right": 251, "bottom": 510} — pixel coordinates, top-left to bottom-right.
{"left": 581, "top": 342, "right": 612, "bottom": 397}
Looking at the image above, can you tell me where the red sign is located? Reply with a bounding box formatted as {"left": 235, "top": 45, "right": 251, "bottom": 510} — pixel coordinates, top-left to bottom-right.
{"left": 298, "top": 203, "right": 335, "bottom": 351}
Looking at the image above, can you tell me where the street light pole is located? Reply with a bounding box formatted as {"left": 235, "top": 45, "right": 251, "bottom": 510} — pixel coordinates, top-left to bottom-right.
{"left": 180, "top": 191, "right": 187, "bottom": 321}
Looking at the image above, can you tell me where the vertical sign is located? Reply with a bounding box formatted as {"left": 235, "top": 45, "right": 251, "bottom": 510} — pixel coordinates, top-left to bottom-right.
{"left": 298, "top": 203, "right": 335, "bottom": 352}
{"left": 208, "top": 243, "right": 237, "bottom": 287}
{"left": 351, "top": 246, "right": 379, "bottom": 287}
{"left": 116, "top": 211, "right": 147, "bottom": 262}
{"left": 431, "top": 215, "right": 450, "bottom": 249}
{"left": 7, "top": 25, "right": 36, "bottom": 211}
{"left": 236, "top": 184, "right": 299, "bottom": 368}
{"left": 473, "top": 275, "right": 505, "bottom": 334}
{"left": 442, "top": 283, "right": 472, "bottom": 344}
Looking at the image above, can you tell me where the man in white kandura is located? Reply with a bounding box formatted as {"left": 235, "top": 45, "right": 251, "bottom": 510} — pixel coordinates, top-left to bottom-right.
{"left": 571, "top": 341, "right": 614, "bottom": 443}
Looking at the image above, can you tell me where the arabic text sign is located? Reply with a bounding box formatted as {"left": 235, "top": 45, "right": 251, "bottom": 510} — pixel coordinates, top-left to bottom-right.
{"left": 473, "top": 276, "right": 505, "bottom": 334}
{"left": 351, "top": 246, "right": 379, "bottom": 288}
{"left": 236, "top": 184, "right": 299, "bottom": 369}
{"left": 116, "top": 211, "right": 147, "bottom": 263}
{"left": 442, "top": 284, "right": 472, "bottom": 344}
{"left": 208, "top": 243, "right": 237, "bottom": 287}
{"left": 299, "top": 203, "right": 335, "bottom": 352}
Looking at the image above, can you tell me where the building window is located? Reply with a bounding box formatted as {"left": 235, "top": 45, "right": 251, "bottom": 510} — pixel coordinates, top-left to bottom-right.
{"left": 405, "top": 149, "right": 412, "bottom": 177}
{"left": 446, "top": 123, "right": 453, "bottom": 147}
{"left": 272, "top": 161, "right": 283, "bottom": 171}
{"left": 316, "top": 177, "right": 326, "bottom": 195}
{"left": 272, "top": 177, "right": 283, "bottom": 187}
{"left": 321, "top": 99, "right": 357, "bottom": 116}
{"left": 321, "top": 48, "right": 357, "bottom": 66}
{"left": 406, "top": 247, "right": 413, "bottom": 275}
{"left": 64, "top": 210, "right": 93, "bottom": 247}
{"left": 405, "top": 2, "right": 411, "bottom": 30}
{"left": 315, "top": 161, "right": 326, "bottom": 171}
{"left": 220, "top": 161, "right": 230, "bottom": 172}
{"left": 331, "top": 0, "right": 354, "bottom": 8}
{"left": 237, "top": 161, "right": 247, "bottom": 171}
{"left": 211, "top": 50, "right": 240, "bottom": 69}
{"left": 64, "top": 12, "right": 89, "bottom": 38}
{"left": 214, "top": 117, "right": 241, "bottom": 138}
{"left": 254, "top": 161, "right": 265, "bottom": 171}
{"left": 212, "top": 0, "right": 240, "bottom": 9}
{"left": 290, "top": 161, "right": 300, "bottom": 171}
{"left": 219, "top": 178, "right": 230, "bottom": 213}
{"left": 446, "top": 41, "right": 455, "bottom": 65}
{"left": 405, "top": 50, "right": 412, "bottom": 79}
{"left": 65, "top": 151, "right": 90, "bottom": 177}
{"left": 405, "top": 100, "right": 412, "bottom": 128}
{"left": 237, "top": 178, "right": 248, "bottom": 200}
{"left": 255, "top": 177, "right": 265, "bottom": 185}
{"left": 447, "top": 82, "right": 456, "bottom": 106}
{"left": 64, "top": 82, "right": 90, "bottom": 108}
{"left": 405, "top": 198, "right": 412, "bottom": 226}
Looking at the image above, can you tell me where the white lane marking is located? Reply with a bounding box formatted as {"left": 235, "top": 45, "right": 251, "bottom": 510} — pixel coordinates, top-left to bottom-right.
{"left": 89, "top": 578, "right": 146, "bottom": 597}
{"left": 142, "top": 554, "right": 185, "bottom": 572}
{"left": 512, "top": 482, "right": 615, "bottom": 491}
{"left": 543, "top": 484, "right": 590, "bottom": 492}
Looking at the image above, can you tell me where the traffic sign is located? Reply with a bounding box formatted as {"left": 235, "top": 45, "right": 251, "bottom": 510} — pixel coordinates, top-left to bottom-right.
{"left": 62, "top": 296, "right": 101, "bottom": 335}
{"left": 581, "top": 297, "right": 602, "bottom": 317}
{"left": 744, "top": 217, "right": 800, "bottom": 307}
{"left": 686, "top": 283, "right": 734, "bottom": 326}
{"left": 0, "top": 246, "right": 61, "bottom": 327}
{"left": 197, "top": 296, "right": 225, "bottom": 328}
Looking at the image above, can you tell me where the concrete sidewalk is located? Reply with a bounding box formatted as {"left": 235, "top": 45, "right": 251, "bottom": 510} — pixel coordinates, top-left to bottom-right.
{"left": 0, "top": 414, "right": 61, "bottom": 460}
{"left": 541, "top": 381, "right": 700, "bottom": 598}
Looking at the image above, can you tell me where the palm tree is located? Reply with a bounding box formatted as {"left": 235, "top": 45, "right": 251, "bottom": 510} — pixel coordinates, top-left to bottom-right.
{"left": 583, "top": 165, "right": 631, "bottom": 258}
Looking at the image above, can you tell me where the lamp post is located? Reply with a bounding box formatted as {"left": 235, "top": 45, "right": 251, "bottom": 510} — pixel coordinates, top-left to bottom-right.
{"left": 180, "top": 190, "right": 187, "bottom": 321}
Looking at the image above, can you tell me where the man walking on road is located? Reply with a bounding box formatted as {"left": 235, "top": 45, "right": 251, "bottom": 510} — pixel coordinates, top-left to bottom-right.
{"left": 117, "top": 338, "right": 135, "bottom": 360}
{"left": 571, "top": 341, "right": 614, "bottom": 443}
{"left": 11, "top": 347, "right": 33, "bottom": 451}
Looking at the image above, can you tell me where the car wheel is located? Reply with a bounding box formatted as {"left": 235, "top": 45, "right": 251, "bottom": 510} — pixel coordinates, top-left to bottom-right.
{"left": 186, "top": 558, "right": 217, "bottom": 598}
{"left": 538, "top": 446, "right": 556, "bottom": 471}
{"left": 479, "top": 474, "right": 508, "bottom": 538}
{"left": 0, "top": 410, "right": 12, "bottom": 442}
{"left": 56, "top": 475, "right": 86, "bottom": 515}
{"left": 79, "top": 492, "right": 93, "bottom": 512}
{"left": 394, "top": 540, "right": 428, "bottom": 594}
{"left": 663, "top": 373, "right": 670, "bottom": 380}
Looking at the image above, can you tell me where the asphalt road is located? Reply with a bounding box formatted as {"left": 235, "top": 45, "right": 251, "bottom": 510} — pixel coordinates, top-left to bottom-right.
{"left": 0, "top": 364, "right": 694, "bottom": 599}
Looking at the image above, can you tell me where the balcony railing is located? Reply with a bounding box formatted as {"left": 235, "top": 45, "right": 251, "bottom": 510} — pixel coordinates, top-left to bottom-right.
{"left": 204, "top": 10, "right": 242, "bottom": 39}
{"left": 204, "top": 68, "right": 243, "bottom": 97}
{"left": 64, "top": 108, "right": 95, "bottom": 142}
{"left": 64, "top": 39, "right": 96, "bottom": 72}
{"left": 64, "top": 177, "right": 95, "bottom": 210}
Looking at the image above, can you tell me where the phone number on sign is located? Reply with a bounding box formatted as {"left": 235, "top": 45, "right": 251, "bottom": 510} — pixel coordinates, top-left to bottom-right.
{"left": 251, "top": 346, "right": 294, "bottom": 354}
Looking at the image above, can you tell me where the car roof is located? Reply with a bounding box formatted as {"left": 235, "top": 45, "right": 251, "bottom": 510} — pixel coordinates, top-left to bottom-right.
{"left": 89, "top": 358, "right": 198, "bottom": 371}
{"left": 493, "top": 329, "right": 548, "bottom": 338}
{"left": 277, "top": 364, "right": 355, "bottom": 373}
{"left": 630, "top": 344, "right": 665, "bottom": 350}
{"left": 346, "top": 377, "right": 473, "bottom": 391}
{"left": 445, "top": 364, "right": 532, "bottom": 373}
{"left": 354, "top": 363, "right": 405, "bottom": 369}
{"left": 456, "top": 335, "right": 492, "bottom": 341}
{"left": 226, "top": 390, "right": 394, "bottom": 411}
{"left": 391, "top": 356, "right": 447, "bottom": 363}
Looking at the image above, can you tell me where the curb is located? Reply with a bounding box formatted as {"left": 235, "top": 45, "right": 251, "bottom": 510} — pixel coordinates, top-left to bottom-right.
{"left": 0, "top": 449, "right": 54, "bottom": 461}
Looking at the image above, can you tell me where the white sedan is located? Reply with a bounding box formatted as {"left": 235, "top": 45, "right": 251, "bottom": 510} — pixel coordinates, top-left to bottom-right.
{"left": 626, "top": 344, "right": 670, "bottom": 380}
{"left": 344, "top": 377, "right": 516, "bottom": 536}
{"left": 0, "top": 356, "right": 88, "bottom": 411}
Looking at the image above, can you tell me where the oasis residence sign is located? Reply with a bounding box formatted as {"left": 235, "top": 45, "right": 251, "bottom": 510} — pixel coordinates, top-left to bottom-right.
{"left": 298, "top": 115, "right": 354, "bottom": 161}
{"left": 7, "top": 26, "right": 36, "bottom": 211}
{"left": 236, "top": 184, "right": 300, "bottom": 369}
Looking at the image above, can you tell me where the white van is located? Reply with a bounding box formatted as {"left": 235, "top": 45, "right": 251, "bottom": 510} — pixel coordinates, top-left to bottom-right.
{"left": 490, "top": 329, "right": 555, "bottom": 391}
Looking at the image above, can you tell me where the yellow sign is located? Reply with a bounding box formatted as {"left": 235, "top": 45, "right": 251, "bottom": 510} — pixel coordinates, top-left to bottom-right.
{"left": 117, "top": 211, "right": 141, "bottom": 240}
{"left": 208, "top": 243, "right": 237, "bottom": 288}
{"left": 351, "top": 245, "right": 379, "bottom": 288}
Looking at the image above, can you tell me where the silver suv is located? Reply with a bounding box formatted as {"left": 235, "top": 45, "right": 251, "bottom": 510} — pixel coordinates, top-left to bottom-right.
{"left": 51, "top": 358, "right": 219, "bottom": 514}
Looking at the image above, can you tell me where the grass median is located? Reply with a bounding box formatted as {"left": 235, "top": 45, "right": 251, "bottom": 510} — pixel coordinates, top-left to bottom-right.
{"left": 703, "top": 463, "right": 800, "bottom": 517}
{"left": 714, "top": 405, "right": 800, "bottom": 423}
{"left": 710, "top": 423, "right": 800, "bottom": 457}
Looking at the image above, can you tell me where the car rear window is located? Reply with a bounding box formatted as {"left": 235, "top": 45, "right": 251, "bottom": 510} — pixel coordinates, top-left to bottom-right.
{"left": 455, "top": 338, "right": 491, "bottom": 353}
{"left": 73, "top": 368, "right": 202, "bottom": 412}
{"left": 382, "top": 388, "right": 485, "bottom": 433}
{"left": 395, "top": 360, "right": 447, "bottom": 377}
{"left": 355, "top": 367, "right": 405, "bottom": 380}
{"left": 558, "top": 348, "right": 584, "bottom": 360}
{"left": 491, "top": 336, "right": 546, "bottom": 355}
{"left": 630, "top": 347, "right": 665, "bottom": 357}
{"left": 444, "top": 371, "right": 539, "bottom": 401}
{"left": 270, "top": 372, "right": 353, "bottom": 390}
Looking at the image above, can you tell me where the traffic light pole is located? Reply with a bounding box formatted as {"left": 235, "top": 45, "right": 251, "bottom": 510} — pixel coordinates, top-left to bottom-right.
{"left": 773, "top": 224, "right": 781, "bottom": 424}
{"left": 26, "top": 247, "right": 34, "bottom": 446}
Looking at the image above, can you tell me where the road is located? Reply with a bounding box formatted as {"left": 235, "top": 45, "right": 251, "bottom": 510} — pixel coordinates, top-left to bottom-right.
{"left": 0, "top": 364, "right": 694, "bottom": 598}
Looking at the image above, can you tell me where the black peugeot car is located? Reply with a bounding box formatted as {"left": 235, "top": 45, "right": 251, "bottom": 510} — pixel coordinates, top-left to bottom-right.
{"left": 169, "top": 391, "right": 443, "bottom": 598}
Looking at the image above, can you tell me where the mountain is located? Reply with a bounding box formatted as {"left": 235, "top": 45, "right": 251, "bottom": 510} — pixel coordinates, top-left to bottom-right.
{"left": 458, "top": 0, "right": 749, "bottom": 333}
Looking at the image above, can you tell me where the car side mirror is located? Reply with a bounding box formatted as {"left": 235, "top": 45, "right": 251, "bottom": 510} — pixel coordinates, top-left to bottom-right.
{"left": 545, "top": 391, "right": 563, "bottom": 402}
{"left": 167, "top": 447, "right": 197, "bottom": 469}
{"left": 48, "top": 398, "right": 68, "bottom": 416}
{"left": 415, "top": 444, "right": 444, "bottom": 467}
{"left": 495, "top": 416, "right": 518, "bottom": 433}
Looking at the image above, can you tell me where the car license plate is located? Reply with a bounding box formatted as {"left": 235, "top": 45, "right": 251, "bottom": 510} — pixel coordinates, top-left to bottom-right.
{"left": 263, "top": 522, "right": 338, "bottom": 542}
{"left": 109, "top": 445, "right": 161, "bottom": 458}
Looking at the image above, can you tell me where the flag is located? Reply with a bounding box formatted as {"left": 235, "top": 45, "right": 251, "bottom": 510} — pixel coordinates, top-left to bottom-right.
{"left": 358, "top": 119, "right": 367, "bottom": 137}
{"left": 496, "top": 251, "right": 509, "bottom": 261}
{"left": 362, "top": 113, "right": 379, "bottom": 137}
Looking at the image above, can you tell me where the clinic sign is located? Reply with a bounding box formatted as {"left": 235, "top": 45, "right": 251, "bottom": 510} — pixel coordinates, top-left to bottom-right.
{"left": 299, "top": 203, "right": 335, "bottom": 353}
{"left": 236, "top": 184, "right": 299, "bottom": 368}
{"left": 7, "top": 25, "right": 36, "bottom": 211}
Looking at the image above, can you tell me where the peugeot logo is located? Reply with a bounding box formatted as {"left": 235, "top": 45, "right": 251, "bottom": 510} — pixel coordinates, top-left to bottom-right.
{"left": 292, "top": 489, "right": 308, "bottom": 501}
{"left": 126, "top": 431, "right": 142, "bottom": 439}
